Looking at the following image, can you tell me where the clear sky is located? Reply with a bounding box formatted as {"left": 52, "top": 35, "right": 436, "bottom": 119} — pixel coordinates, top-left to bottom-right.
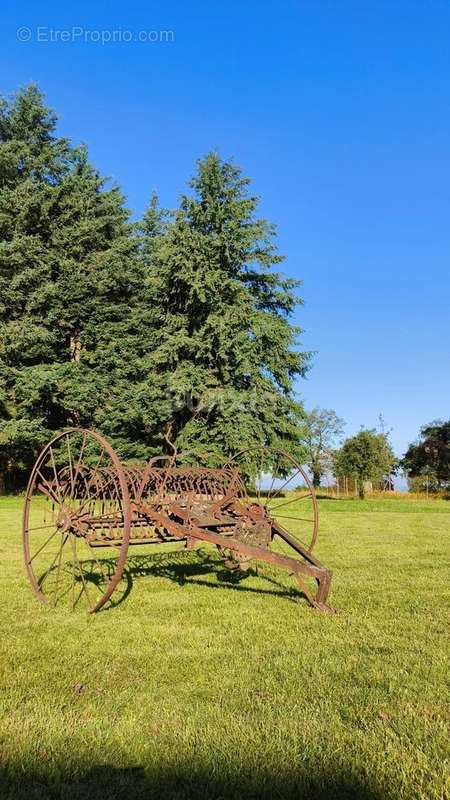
{"left": 1, "top": 0, "right": 449, "bottom": 460}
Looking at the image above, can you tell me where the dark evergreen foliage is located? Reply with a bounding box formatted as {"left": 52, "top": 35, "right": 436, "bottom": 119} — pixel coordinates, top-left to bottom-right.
{"left": 140, "top": 153, "right": 309, "bottom": 464}
{"left": 0, "top": 86, "right": 152, "bottom": 487}
{"left": 402, "top": 420, "right": 450, "bottom": 489}
{"left": 0, "top": 88, "right": 308, "bottom": 488}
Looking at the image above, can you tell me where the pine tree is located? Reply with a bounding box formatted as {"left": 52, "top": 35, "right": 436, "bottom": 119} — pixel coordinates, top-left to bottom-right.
{"left": 0, "top": 90, "right": 310, "bottom": 488}
{"left": 141, "top": 152, "right": 309, "bottom": 464}
{"left": 0, "top": 86, "right": 152, "bottom": 488}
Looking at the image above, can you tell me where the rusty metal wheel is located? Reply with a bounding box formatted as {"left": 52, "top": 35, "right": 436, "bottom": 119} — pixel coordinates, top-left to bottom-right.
{"left": 224, "top": 447, "right": 319, "bottom": 553}
{"left": 22, "top": 429, "right": 131, "bottom": 612}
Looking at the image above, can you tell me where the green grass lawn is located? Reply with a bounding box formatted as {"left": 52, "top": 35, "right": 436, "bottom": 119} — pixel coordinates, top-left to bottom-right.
{"left": 0, "top": 494, "right": 449, "bottom": 799}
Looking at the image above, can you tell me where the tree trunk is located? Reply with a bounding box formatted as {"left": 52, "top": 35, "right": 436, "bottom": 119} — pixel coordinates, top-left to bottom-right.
{"left": 70, "top": 332, "right": 81, "bottom": 362}
{"left": 358, "top": 479, "right": 365, "bottom": 499}
{"left": 312, "top": 470, "right": 321, "bottom": 488}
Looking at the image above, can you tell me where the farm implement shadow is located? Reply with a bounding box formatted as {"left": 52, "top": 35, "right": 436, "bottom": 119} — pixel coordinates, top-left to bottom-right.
{"left": 79, "top": 547, "right": 311, "bottom": 612}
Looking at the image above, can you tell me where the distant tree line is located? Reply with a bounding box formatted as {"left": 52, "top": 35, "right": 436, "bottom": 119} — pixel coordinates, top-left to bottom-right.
{"left": 302, "top": 411, "right": 396, "bottom": 499}
{"left": 303, "top": 411, "right": 450, "bottom": 498}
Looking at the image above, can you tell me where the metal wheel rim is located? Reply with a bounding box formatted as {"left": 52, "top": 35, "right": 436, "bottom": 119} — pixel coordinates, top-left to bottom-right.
{"left": 224, "top": 446, "right": 319, "bottom": 552}
{"left": 22, "top": 428, "right": 131, "bottom": 613}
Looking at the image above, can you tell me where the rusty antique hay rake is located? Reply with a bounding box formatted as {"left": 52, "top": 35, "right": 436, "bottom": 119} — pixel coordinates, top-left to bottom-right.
{"left": 23, "top": 429, "right": 334, "bottom": 613}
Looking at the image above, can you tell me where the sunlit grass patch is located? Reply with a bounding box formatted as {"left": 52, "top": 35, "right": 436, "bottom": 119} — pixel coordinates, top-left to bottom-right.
{"left": 0, "top": 495, "right": 448, "bottom": 799}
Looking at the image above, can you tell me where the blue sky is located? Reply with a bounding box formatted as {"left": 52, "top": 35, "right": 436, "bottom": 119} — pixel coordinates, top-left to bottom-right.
{"left": 1, "top": 0, "right": 449, "bottom": 460}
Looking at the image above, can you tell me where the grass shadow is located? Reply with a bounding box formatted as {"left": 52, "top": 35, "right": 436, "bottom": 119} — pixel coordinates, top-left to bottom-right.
{"left": 0, "top": 762, "right": 393, "bottom": 800}
{"left": 315, "top": 494, "right": 349, "bottom": 501}
{"left": 99, "top": 547, "right": 305, "bottom": 610}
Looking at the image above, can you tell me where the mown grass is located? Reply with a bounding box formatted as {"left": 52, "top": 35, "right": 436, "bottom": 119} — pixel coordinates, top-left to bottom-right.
{"left": 0, "top": 495, "right": 449, "bottom": 799}
{"left": 315, "top": 494, "right": 450, "bottom": 513}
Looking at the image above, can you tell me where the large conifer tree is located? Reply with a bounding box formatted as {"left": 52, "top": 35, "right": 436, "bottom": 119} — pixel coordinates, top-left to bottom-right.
{"left": 141, "top": 153, "right": 309, "bottom": 463}
{"left": 0, "top": 89, "right": 309, "bottom": 487}
{"left": 0, "top": 86, "right": 151, "bottom": 488}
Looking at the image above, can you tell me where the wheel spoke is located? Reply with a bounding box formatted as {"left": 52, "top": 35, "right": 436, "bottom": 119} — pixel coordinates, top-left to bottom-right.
{"left": 38, "top": 540, "right": 66, "bottom": 588}
{"left": 66, "top": 434, "right": 75, "bottom": 495}
{"left": 76, "top": 471, "right": 120, "bottom": 517}
{"left": 28, "top": 529, "right": 59, "bottom": 563}
{"left": 91, "top": 448, "right": 106, "bottom": 477}
{"left": 264, "top": 452, "right": 280, "bottom": 506}
{"left": 267, "top": 467, "right": 303, "bottom": 502}
{"left": 36, "top": 470, "right": 61, "bottom": 505}
{"left": 272, "top": 525, "right": 311, "bottom": 550}
{"left": 72, "top": 432, "right": 87, "bottom": 488}
{"left": 255, "top": 452, "right": 262, "bottom": 505}
{"left": 80, "top": 468, "right": 107, "bottom": 520}
{"left": 27, "top": 523, "right": 59, "bottom": 533}
{"left": 274, "top": 513, "right": 314, "bottom": 524}
{"left": 85, "top": 539, "right": 108, "bottom": 581}
{"left": 52, "top": 534, "right": 68, "bottom": 606}
{"left": 72, "top": 583, "right": 84, "bottom": 611}
{"left": 70, "top": 536, "right": 79, "bottom": 610}
{"left": 48, "top": 447, "right": 63, "bottom": 505}
{"left": 268, "top": 493, "right": 312, "bottom": 514}
{"left": 71, "top": 538, "right": 94, "bottom": 610}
